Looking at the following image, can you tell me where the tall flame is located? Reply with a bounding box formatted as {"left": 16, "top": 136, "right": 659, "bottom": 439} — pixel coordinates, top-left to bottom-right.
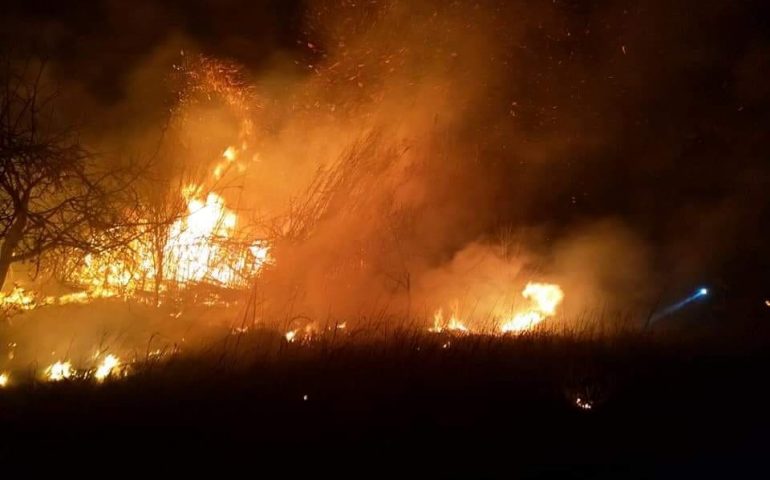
{"left": 500, "top": 282, "right": 564, "bottom": 333}
{"left": 57, "top": 144, "right": 271, "bottom": 303}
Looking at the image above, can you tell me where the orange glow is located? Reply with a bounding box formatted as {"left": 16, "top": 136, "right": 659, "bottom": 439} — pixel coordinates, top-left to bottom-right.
{"left": 429, "top": 306, "right": 469, "bottom": 333}
{"left": 46, "top": 361, "right": 73, "bottom": 381}
{"left": 0, "top": 286, "right": 39, "bottom": 311}
{"left": 500, "top": 282, "right": 564, "bottom": 333}
{"left": 94, "top": 354, "right": 121, "bottom": 381}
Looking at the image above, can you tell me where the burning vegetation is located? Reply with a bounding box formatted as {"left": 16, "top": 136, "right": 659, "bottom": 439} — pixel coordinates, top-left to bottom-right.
{"left": 1, "top": 0, "right": 770, "bottom": 472}
{"left": 0, "top": 0, "right": 761, "bottom": 393}
{"left": 0, "top": 40, "right": 579, "bottom": 378}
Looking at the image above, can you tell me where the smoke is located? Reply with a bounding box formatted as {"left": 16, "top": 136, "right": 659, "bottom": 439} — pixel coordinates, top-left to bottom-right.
{"left": 2, "top": 0, "right": 770, "bottom": 357}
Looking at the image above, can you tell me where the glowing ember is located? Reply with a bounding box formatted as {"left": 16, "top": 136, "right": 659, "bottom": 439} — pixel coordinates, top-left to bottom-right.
{"left": 223, "top": 146, "right": 237, "bottom": 162}
{"left": 575, "top": 397, "right": 593, "bottom": 410}
{"left": 94, "top": 354, "right": 120, "bottom": 381}
{"left": 0, "top": 286, "right": 39, "bottom": 311}
{"left": 56, "top": 291, "right": 93, "bottom": 305}
{"left": 46, "top": 361, "right": 73, "bottom": 381}
{"left": 500, "top": 282, "right": 564, "bottom": 333}
{"left": 0, "top": 372, "right": 9, "bottom": 387}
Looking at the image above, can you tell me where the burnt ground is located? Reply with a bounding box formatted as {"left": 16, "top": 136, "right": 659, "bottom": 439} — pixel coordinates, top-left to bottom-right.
{"left": 1, "top": 326, "right": 769, "bottom": 478}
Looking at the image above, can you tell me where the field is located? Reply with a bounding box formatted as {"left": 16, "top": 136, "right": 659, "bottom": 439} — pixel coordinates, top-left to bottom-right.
{"left": 1, "top": 316, "right": 768, "bottom": 476}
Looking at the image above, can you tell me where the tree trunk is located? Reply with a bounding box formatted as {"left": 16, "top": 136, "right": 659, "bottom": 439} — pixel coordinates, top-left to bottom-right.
{"left": 0, "top": 212, "right": 28, "bottom": 290}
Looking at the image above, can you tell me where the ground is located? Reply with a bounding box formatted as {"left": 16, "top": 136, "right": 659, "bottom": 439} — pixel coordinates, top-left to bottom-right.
{"left": 0, "top": 323, "right": 768, "bottom": 477}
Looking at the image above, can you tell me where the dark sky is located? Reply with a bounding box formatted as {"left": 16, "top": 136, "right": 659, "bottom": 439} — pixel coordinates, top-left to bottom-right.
{"left": 3, "top": 0, "right": 770, "bottom": 304}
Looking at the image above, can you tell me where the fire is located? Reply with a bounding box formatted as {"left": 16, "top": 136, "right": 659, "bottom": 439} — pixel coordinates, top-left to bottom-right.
{"left": 46, "top": 361, "right": 73, "bottom": 381}
{"left": 285, "top": 324, "right": 320, "bottom": 343}
{"left": 64, "top": 180, "right": 270, "bottom": 302}
{"left": 167, "top": 190, "right": 239, "bottom": 285}
{"left": 430, "top": 306, "right": 469, "bottom": 333}
{"left": 94, "top": 354, "right": 120, "bottom": 381}
{"left": 575, "top": 397, "right": 593, "bottom": 410}
{"left": 223, "top": 146, "right": 237, "bottom": 162}
{"left": 159, "top": 186, "right": 271, "bottom": 287}
{"left": 214, "top": 146, "right": 238, "bottom": 179}
{"left": 0, "top": 372, "right": 8, "bottom": 387}
{"left": 0, "top": 286, "right": 39, "bottom": 311}
{"left": 500, "top": 282, "right": 564, "bottom": 333}
{"left": 428, "top": 282, "right": 564, "bottom": 335}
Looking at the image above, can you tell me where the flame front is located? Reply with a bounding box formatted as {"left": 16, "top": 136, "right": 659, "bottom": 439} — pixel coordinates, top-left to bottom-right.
{"left": 430, "top": 307, "right": 469, "bottom": 333}
{"left": 0, "top": 286, "right": 38, "bottom": 311}
{"left": 167, "top": 191, "right": 239, "bottom": 286}
{"left": 94, "top": 354, "right": 120, "bottom": 381}
{"left": 500, "top": 282, "right": 564, "bottom": 333}
{"left": 58, "top": 144, "right": 271, "bottom": 302}
{"left": 46, "top": 361, "right": 73, "bottom": 381}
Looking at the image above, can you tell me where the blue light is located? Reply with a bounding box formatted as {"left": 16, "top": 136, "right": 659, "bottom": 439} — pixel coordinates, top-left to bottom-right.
{"left": 649, "top": 285, "right": 711, "bottom": 325}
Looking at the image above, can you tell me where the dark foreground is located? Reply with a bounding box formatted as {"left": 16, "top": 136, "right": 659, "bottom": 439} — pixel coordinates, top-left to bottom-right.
{"left": 1, "top": 326, "right": 769, "bottom": 478}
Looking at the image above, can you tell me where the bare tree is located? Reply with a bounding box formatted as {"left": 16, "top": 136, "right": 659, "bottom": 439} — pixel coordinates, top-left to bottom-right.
{"left": 0, "top": 59, "right": 138, "bottom": 289}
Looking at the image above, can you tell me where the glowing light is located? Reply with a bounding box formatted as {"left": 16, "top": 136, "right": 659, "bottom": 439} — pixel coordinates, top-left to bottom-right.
{"left": 429, "top": 307, "right": 469, "bottom": 333}
{"left": 501, "top": 282, "right": 564, "bottom": 333}
{"left": 66, "top": 183, "right": 271, "bottom": 302}
{"left": 0, "top": 286, "right": 39, "bottom": 311}
{"left": 94, "top": 354, "right": 120, "bottom": 381}
{"left": 285, "top": 330, "right": 297, "bottom": 342}
{"left": 0, "top": 372, "right": 9, "bottom": 387}
{"left": 223, "top": 146, "right": 237, "bottom": 162}
{"left": 575, "top": 397, "right": 593, "bottom": 410}
{"left": 46, "top": 361, "right": 73, "bottom": 381}
{"left": 649, "top": 285, "right": 711, "bottom": 324}
{"left": 501, "top": 311, "right": 544, "bottom": 333}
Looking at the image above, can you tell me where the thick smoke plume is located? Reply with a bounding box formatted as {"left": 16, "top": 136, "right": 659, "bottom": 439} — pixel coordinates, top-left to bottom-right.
{"left": 2, "top": 0, "right": 770, "bottom": 362}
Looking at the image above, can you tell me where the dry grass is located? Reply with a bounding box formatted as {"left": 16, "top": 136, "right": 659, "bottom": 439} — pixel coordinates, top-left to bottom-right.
{"left": 0, "top": 317, "right": 768, "bottom": 473}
